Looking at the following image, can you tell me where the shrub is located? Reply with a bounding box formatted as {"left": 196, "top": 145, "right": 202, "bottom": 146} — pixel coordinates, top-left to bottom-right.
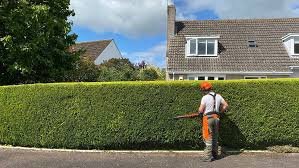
{"left": 0, "top": 79, "right": 298, "bottom": 150}
{"left": 97, "top": 58, "right": 137, "bottom": 82}
{"left": 137, "top": 66, "right": 165, "bottom": 81}
{"left": 138, "top": 68, "right": 159, "bottom": 81}
{"left": 63, "top": 58, "right": 100, "bottom": 82}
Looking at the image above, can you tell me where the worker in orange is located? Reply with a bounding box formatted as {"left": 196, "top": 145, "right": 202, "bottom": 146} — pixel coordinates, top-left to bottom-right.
{"left": 175, "top": 81, "right": 229, "bottom": 162}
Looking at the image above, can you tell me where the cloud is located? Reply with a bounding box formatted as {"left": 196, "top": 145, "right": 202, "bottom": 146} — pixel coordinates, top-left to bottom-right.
{"left": 70, "top": 0, "right": 167, "bottom": 37}
{"left": 168, "top": 0, "right": 174, "bottom": 5}
{"left": 70, "top": 0, "right": 299, "bottom": 38}
{"left": 176, "top": 12, "right": 197, "bottom": 20}
{"left": 178, "top": 0, "right": 299, "bottom": 19}
{"left": 125, "top": 42, "right": 166, "bottom": 68}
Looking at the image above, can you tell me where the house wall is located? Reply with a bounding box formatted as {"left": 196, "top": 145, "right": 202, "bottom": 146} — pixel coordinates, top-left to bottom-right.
{"left": 167, "top": 74, "right": 290, "bottom": 80}
{"left": 290, "top": 69, "right": 299, "bottom": 77}
{"left": 169, "top": 74, "right": 187, "bottom": 80}
{"left": 226, "top": 75, "right": 289, "bottom": 79}
{"left": 267, "top": 75, "right": 289, "bottom": 78}
{"left": 94, "top": 41, "right": 122, "bottom": 65}
{"left": 226, "top": 75, "right": 244, "bottom": 80}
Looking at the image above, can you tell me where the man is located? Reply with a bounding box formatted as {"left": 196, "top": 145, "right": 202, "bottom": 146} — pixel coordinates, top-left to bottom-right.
{"left": 175, "top": 81, "right": 229, "bottom": 162}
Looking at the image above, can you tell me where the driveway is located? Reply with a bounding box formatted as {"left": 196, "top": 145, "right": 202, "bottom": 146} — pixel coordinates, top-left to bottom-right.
{"left": 0, "top": 146, "right": 298, "bottom": 168}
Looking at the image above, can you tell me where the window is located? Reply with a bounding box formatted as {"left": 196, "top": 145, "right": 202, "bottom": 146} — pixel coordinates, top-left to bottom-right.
{"left": 294, "top": 37, "right": 299, "bottom": 54}
{"left": 248, "top": 40, "right": 257, "bottom": 47}
{"left": 207, "top": 40, "right": 215, "bottom": 54}
{"left": 186, "top": 37, "right": 218, "bottom": 56}
{"left": 282, "top": 34, "right": 299, "bottom": 56}
{"left": 190, "top": 39, "right": 196, "bottom": 54}
{"left": 187, "top": 75, "right": 225, "bottom": 81}
{"left": 244, "top": 76, "right": 267, "bottom": 79}
{"left": 197, "top": 40, "right": 206, "bottom": 55}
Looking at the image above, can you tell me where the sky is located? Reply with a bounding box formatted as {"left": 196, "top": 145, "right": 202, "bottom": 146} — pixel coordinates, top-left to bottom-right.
{"left": 69, "top": 0, "right": 299, "bottom": 68}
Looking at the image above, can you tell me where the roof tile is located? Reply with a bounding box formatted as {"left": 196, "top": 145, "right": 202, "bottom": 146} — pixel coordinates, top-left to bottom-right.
{"left": 168, "top": 18, "right": 299, "bottom": 72}
{"left": 70, "top": 40, "right": 112, "bottom": 62}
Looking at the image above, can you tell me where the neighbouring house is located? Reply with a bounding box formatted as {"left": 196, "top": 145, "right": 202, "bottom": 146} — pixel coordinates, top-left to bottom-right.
{"left": 166, "top": 4, "right": 299, "bottom": 80}
{"left": 71, "top": 39, "right": 122, "bottom": 65}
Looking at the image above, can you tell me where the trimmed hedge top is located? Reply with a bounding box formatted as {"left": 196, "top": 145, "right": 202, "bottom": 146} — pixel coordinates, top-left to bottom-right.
{"left": 0, "top": 79, "right": 298, "bottom": 150}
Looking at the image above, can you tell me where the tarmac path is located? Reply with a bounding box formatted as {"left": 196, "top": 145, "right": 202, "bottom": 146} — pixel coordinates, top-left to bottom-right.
{"left": 0, "top": 147, "right": 298, "bottom": 168}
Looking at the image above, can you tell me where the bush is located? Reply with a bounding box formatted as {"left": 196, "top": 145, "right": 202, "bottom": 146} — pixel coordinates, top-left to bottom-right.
{"left": 0, "top": 79, "right": 298, "bottom": 150}
{"left": 137, "top": 66, "right": 165, "bottom": 81}
{"left": 97, "top": 58, "right": 137, "bottom": 82}
{"left": 63, "top": 58, "right": 100, "bottom": 82}
{"left": 138, "top": 68, "right": 159, "bottom": 81}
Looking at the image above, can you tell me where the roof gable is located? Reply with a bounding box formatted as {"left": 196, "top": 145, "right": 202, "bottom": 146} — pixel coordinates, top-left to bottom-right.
{"left": 70, "top": 40, "right": 112, "bottom": 62}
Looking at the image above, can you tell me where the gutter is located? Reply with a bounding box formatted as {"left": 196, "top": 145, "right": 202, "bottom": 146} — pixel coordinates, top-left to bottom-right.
{"left": 290, "top": 66, "right": 299, "bottom": 70}
{"left": 167, "top": 71, "right": 293, "bottom": 75}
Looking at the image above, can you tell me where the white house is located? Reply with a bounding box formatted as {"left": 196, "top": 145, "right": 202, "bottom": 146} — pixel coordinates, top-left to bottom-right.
{"left": 71, "top": 39, "right": 122, "bottom": 65}
{"left": 166, "top": 4, "right": 299, "bottom": 80}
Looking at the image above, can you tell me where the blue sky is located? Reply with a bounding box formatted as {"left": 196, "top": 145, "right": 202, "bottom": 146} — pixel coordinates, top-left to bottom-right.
{"left": 70, "top": 0, "right": 299, "bottom": 68}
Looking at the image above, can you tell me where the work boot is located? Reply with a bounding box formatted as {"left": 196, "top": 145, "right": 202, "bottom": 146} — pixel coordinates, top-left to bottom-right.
{"left": 212, "top": 151, "right": 218, "bottom": 160}
{"left": 201, "top": 156, "right": 216, "bottom": 162}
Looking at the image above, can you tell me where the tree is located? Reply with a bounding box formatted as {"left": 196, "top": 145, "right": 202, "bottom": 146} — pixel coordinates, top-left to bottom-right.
{"left": 97, "top": 58, "right": 138, "bottom": 82}
{"left": 138, "top": 66, "right": 160, "bottom": 81}
{"left": 0, "top": 0, "right": 79, "bottom": 85}
{"left": 64, "top": 57, "right": 100, "bottom": 82}
{"left": 136, "top": 62, "right": 165, "bottom": 81}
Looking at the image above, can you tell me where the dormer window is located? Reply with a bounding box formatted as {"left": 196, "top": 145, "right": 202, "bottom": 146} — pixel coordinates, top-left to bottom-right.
{"left": 186, "top": 36, "right": 219, "bottom": 57}
{"left": 282, "top": 33, "right": 299, "bottom": 56}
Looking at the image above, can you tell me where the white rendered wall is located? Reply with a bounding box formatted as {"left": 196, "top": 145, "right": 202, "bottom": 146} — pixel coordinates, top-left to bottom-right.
{"left": 283, "top": 38, "right": 293, "bottom": 56}
{"left": 94, "top": 41, "right": 122, "bottom": 65}
{"left": 291, "top": 69, "right": 299, "bottom": 77}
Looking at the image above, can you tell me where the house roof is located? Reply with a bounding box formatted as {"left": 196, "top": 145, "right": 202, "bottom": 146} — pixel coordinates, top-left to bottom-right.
{"left": 167, "top": 18, "right": 299, "bottom": 73}
{"left": 70, "top": 40, "right": 112, "bottom": 62}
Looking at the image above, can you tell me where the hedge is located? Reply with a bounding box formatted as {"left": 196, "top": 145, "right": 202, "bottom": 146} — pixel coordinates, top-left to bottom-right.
{"left": 0, "top": 79, "right": 298, "bottom": 150}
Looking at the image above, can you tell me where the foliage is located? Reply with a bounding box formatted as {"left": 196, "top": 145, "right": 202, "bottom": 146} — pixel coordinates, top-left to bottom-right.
{"left": 136, "top": 62, "right": 166, "bottom": 81}
{"left": 97, "top": 58, "right": 137, "bottom": 81}
{"left": 1, "top": 79, "right": 298, "bottom": 150}
{"left": 137, "top": 60, "right": 146, "bottom": 69}
{"left": 138, "top": 67, "right": 159, "bottom": 81}
{"left": 63, "top": 58, "right": 100, "bottom": 82}
{"left": 0, "top": 0, "right": 79, "bottom": 85}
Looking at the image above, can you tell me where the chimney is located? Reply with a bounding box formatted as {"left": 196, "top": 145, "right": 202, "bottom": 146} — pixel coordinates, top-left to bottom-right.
{"left": 166, "top": 4, "right": 176, "bottom": 80}
{"left": 167, "top": 4, "right": 176, "bottom": 43}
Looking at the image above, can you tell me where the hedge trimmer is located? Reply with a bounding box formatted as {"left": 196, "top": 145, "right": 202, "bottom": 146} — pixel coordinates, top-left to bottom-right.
{"left": 169, "top": 112, "right": 203, "bottom": 120}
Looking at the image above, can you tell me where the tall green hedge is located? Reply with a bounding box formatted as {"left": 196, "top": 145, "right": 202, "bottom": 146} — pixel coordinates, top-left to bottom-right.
{"left": 0, "top": 79, "right": 298, "bottom": 150}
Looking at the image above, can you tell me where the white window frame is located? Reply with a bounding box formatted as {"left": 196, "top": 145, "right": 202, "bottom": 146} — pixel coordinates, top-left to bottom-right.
{"left": 244, "top": 76, "right": 267, "bottom": 79}
{"left": 282, "top": 34, "right": 299, "bottom": 57}
{"left": 187, "top": 74, "right": 226, "bottom": 80}
{"left": 294, "top": 37, "right": 299, "bottom": 55}
{"left": 186, "top": 37, "right": 218, "bottom": 57}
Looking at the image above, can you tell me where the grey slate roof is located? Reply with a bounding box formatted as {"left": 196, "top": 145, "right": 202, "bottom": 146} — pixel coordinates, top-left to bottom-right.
{"left": 70, "top": 40, "right": 112, "bottom": 62}
{"left": 167, "top": 18, "right": 299, "bottom": 73}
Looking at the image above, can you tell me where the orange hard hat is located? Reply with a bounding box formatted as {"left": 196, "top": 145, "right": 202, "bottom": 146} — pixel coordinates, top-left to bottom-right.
{"left": 199, "top": 81, "right": 212, "bottom": 91}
